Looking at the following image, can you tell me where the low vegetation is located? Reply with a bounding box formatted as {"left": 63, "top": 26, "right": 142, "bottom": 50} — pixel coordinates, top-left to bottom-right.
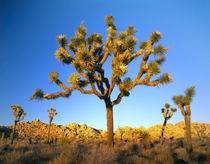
{"left": 0, "top": 137, "right": 209, "bottom": 164}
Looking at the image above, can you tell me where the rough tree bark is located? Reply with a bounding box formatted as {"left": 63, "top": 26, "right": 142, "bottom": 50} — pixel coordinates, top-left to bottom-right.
{"left": 105, "top": 99, "right": 114, "bottom": 147}
{"left": 160, "top": 119, "right": 167, "bottom": 143}
{"left": 10, "top": 121, "right": 17, "bottom": 144}
{"left": 47, "top": 122, "right": 51, "bottom": 144}
{"left": 185, "top": 114, "right": 193, "bottom": 153}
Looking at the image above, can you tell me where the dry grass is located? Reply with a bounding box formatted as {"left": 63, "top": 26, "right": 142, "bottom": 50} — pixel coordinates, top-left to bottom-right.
{"left": 0, "top": 138, "right": 209, "bottom": 164}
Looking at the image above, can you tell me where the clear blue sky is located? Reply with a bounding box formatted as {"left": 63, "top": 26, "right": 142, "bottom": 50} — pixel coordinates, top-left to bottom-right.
{"left": 0, "top": 0, "right": 209, "bottom": 131}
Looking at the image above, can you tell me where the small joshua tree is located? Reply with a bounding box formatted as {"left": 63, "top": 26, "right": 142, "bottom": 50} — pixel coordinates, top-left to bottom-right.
{"left": 172, "top": 86, "right": 195, "bottom": 153}
{"left": 47, "top": 108, "right": 58, "bottom": 144}
{"left": 160, "top": 103, "right": 177, "bottom": 143}
{"left": 30, "top": 15, "right": 173, "bottom": 147}
{"left": 10, "top": 105, "right": 27, "bottom": 144}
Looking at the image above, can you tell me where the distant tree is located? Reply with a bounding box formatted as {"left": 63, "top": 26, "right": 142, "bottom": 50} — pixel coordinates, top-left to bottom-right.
{"left": 29, "top": 15, "right": 172, "bottom": 147}
{"left": 172, "top": 86, "right": 195, "bottom": 153}
{"left": 160, "top": 103, "right": 177, "bottom": 143}
{"left": 10, "top": 105, "right": 27, "bottom": 144}
{"left": 47, "top": 108, "right": 58, "bottom": 144}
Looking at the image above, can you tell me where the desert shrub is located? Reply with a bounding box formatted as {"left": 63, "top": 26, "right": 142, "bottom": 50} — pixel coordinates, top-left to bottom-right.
{"left": 57, "top": 137, "right": 70, "bottom": 145}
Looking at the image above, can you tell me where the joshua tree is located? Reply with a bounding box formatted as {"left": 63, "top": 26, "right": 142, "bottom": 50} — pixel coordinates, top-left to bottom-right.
{"left": 160, "top": 103, "right": 177, "bottom": 143}
{"left": 172, "top": 86, "right": 195, "bottom": 153}
{"left": 47, "top": 108, "right": 58, "bottom": 144}
{"left": 10, "top": 105, "right": 27, "bottom": 144}
{"left": 29, "top": 15, "right": 173, "bottom": 147}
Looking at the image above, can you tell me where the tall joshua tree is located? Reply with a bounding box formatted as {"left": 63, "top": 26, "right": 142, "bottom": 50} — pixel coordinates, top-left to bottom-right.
{"left": 160, "top": 103, "right": 177, "bottom": 143}
{"left": 29, "top": 15, "right": 173, "bottom": 147}
{"left": 47, "top": 108, "right": 58, "bottom": 144}
{"left": 10, "top": 105, "right": 27, "bottom": 144}
{"left": 172, "top": 86, "right": 195, "bottom": 153}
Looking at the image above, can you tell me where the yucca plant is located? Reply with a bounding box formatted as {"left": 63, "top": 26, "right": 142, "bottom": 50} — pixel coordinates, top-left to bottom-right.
{"left": 160, "top": 103, "right": 177, "bottom": 143}
{"left": 47, "top": 108, "right": 58, "bottom": 144}
{"left": 30, "top": 15, "right": 172, "bottom": 147}
{"left": 10, "top": 105, "right": 27, "bottom": 144}
{"left": 172, "top": 86, "right": 195, "bottom": 153}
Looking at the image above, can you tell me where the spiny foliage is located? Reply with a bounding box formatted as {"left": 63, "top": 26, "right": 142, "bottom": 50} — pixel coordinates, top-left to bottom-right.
{"left": 149, "top": 31, "right": 163, "bottom": 43}
{"left": 123, "top": 78, "right": 134, "bottom": 91}
{"left": 48, "top": 108, "right": 58, "bottom": 123}
{"left": 113, "top": 63, "right": 127, "bottom": 78}
{"left": 29, "top": 89, "right": 44, "bottom": 100}
{"left": 49, "top": 71, "right": 59, "bottom": 83}
{"left": 56, "top": 35, "right": 68, "bottom": 47}
{"left": 11, "top": 105, "right": 27, "bottom": 122}
{"left": 155, "top": 55, "right": 165, "bottom": 65}
{"left": 161, "top": 103, "right": 177, "bottom": 119}
{"left": 153, "top": 44, "right": 167, "bottom": 56}
{"left": 139, "top": 40, "right": 147, "bottom": 49}
{"left": 159, "top": 73, "right": 173, "bottom": 84}
{"left": 172, "top": 86, "right": 195, "bottom": 106}
{"left": 165, "top": 103, "right": 170, "bottom": 109}
{"left": 68, "top": 73, "right": 81, "bottom": 85}
{"left": 148, "top": 61, "right": 160, "bottom": 75}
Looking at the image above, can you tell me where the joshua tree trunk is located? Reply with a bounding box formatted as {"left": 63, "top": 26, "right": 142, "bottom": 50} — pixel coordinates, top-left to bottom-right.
{"left": 105, "top": 99, "right": 114, "bottom": 147}
{"left": 10, "top": 121, "right": 17, "bottom": 144}
{"left": 184, "top": 115, "right": 193, "bottom": 153}
{"left": 161, "top": 119, "right": 167, "bottom": 143}
{"left": 47, "top": 121, "right": 51, "bottom": 144}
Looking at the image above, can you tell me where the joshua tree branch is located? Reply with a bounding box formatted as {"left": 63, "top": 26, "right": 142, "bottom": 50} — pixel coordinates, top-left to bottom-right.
{"left": 74, "top": 85, "right": 94, "bottom": 95}
{"left": 43, "top": 90, "right": 72, "bottom": 99}
{"left": 178, "top": 104, "right": 186, "bottom": 116}
{"left": 112, "top": 91, "right": 124, "bottom": 106}
{"left": 135, "top": 42, "right": 152, "bottom": 81}
{"left": 55, "top": 79, "right": 69, "bottom": 91}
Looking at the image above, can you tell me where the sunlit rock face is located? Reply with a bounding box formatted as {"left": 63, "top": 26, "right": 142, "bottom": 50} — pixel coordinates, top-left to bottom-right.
{"left": 0, "top": 120, "right": 209, "bottom": 143}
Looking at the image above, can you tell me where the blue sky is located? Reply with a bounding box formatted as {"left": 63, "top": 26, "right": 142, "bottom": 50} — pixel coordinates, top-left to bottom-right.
{"left": 0, "top": 0, "right": 209, "bottom": 130}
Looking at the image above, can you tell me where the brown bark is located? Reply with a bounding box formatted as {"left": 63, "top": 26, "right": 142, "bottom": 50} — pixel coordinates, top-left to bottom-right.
{"left": 160, "top": 119, "right": 167, "bottom": 144}
{"left": 10, "top": 121, "right": 17, "bottom": 144}
{"left": 47, "top": 122, "right": 51, "bottom": 144}
{"left": 185, "top": 115, "right": 193, "bottom": 153}
{"left": 105, "top": 99, "right": 114, "bottom": 147}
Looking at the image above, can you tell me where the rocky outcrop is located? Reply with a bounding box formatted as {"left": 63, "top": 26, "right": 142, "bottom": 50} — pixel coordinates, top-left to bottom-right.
{"left": 0, "top": 120, "right": 209, "bottom": 143}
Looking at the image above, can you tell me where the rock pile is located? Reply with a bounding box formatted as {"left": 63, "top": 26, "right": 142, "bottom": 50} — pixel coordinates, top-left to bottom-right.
{"left": 0, "top": 120, "right": 209, "bottom": 143}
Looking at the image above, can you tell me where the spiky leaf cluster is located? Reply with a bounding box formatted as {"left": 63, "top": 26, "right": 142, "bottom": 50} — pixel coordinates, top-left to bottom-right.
{"left": 149, "top": 31, "right": 162, "bottom": 43}
{"left": 123, "top": 78, "right": 134, "bottom": 91}
{"left": 153, "top": 44, "right": 167, "bottom": 55}
{"left": 49, "top": 71, "right": 59, "bottom": 83}
{"left": 185, "top": 86, "right": 195, "bottom": 99}
{"left": 161, "top": 108, "right": 165, "bottom": 113}
{"left": 54, "top": 48, "right": 73, "bottom": 64}
{"left": 148, "top": 61, "right": 160, "bottom": 75}
{"left": 171, "top": 108, "right": 177, "bottom": 112}
{"left": 78, "top": 49, "right": 96, "bottom": 69}
{"left": 125, "top": 25, "right": 137, "bottom": 35}
{"left": 56, "top": 35, "right": 68, "bottom": 47}
{"left": 155, "top": 55, "right": 165, "bottom": 65}
{"left": 113, "top": 63, "right": 127, "bottom": 78}
{"left": 139, "top": 40, "right": 147, "bottom": 49}
{"left": 159, "top": 73, "right": 173, "bottom": 84}
{"left": 105, "top": 15, "right": 114, "bottom": 26}
{"left": 76, "top": 24, "right": 87, "bottom": 38}
{"left": 172, "top": 86, "right": 195, "bottom": 107}
{"left": 86, "top": 33, "right": 102, "bottom": 45}
{"left": 11, "top": 105, "right": 27, "bottom": 122}
{"left": 115, "top": 32, "right": 137, "bottom": 53}
{"left": 165, "top": 103, "right": 170, "bottom": 108}
{"left": 68, "top": 73, "right": 81, "bottom": 85}
{"left": 70, "top": 37, "right": 84, "bottom": 48}
{"left": 30, "top": 89, "right": 44, "bottom": 100}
